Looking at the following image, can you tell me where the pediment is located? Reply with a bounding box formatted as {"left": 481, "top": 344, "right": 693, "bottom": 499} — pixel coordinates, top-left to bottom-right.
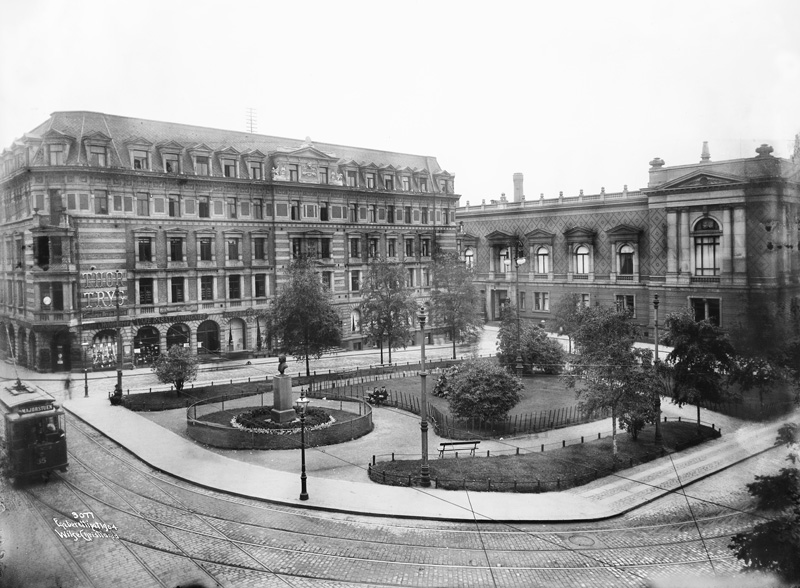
{"left": 188, "top": 143, "right": 213, "bottom": 153}
{"left": 157, "top": 140, "right": 184, "bottom": 152}
{"left": 339, "top": 159, "right": 360, "bottom": 167}
{"left": 362, "top": 162, "right": 379, "bottom": 170}
{"left": 525, "top": 228, "right": 556, "bottom": 243}
{"left": 244, "top": 149, "right": 266, "bottom": 159}
{"left": 659, "top": 170, "right": 745, "bottom": 190}
{"left": 125, "top": 136, "right": 154, "bottom": 147}
{"left": 83, "top": 131, "right": 111, "bottom": 143}
{"left": 436, "top": 170, "right": 453, "bottom": 178}
{"left": 379, "top": 164, "right": 396, "bottom": 171}
{"left": 563, "top": 227, "right": 595, "bottom": 242}
{"left": 606, "top": 224, "right": 642, "bottom": 240}
{"left": 42, "top": 128, "right": 75, "bottom": 141}
{"left": 217, "top": 146, "right": 241, "bottom": 156}
{"left": 485, "top": 230, "right": 514, "bottom": 245}
{"left": 279, "top": 145, "right": 338, "bottom": 161}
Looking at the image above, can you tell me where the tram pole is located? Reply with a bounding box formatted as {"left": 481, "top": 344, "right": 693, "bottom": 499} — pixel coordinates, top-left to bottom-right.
{"left": 115, "top": 283, "right": 123, "bottom": 394}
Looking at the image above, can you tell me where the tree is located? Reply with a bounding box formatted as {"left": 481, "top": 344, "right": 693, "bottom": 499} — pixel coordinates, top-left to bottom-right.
{"left": 359, "top": 258, "right": 416, "bottom": 364}
{"left": 447, "top": 359, "right": 523, "bottom": 422}
{"left": 551, "top": 293, "right": 583, "bottom": 354}
{"left": 151, "top": 345, "right": 199, "bottom": 396}
{"left": 729, "top": 422, "right": 800, "bottom": 585}
{"left": 661, "top": 310, "right": 735, "bottom": 431}
{"left": 270, "top": 257, "right": 342, "bottom": 376}
{"left": 429, "top": 252, "right": 484, "bottom": 359}
{"left": 496, "top": 305, "right": 565, "bottom": 374}
{"left": 565, "top": 305, "right": 655, "bottom": 457}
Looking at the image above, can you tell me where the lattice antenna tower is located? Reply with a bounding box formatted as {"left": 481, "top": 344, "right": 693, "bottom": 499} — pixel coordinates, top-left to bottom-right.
{"left": 245, "top": 107, "right": 258, "bottom": 134}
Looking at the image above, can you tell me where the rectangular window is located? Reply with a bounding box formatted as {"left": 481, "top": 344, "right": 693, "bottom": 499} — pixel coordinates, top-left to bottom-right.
{"left": 519, "top": 291, "right": 526, "bottom": 310}
{"left": 421, "top": 239, "right": 431, "bottom": 257}
{"left": 198, "top": 197, "right": 210, "bottom": 218}
{"left": 690, "top": 297, "right": 721, "bottom": 326}
{"left": 321, "top": 271, "right": 333, "bottom": 291}
{"left": 369, "top": 206, "right": 377, "bottom": 223}
{"left": 199, "top": 238, "right": 213, "bottom": 261}
{"left": 291, "top": 201, "right": 300, "bottom": 220}
{"left": 402, "top": 177, "right": 410, "bottom": 191}
{"left": 136, "top": 193, "right": 149, "bottom": 216}
{"left": 350, "top": 204, "right": 358, "bottom": 223}
{"left": 164, "top": 153, "right": 179, "bottom": 173}
{"left": 171, "top": 277, "right": 185, "bottom": 303}
{"left": 580, "top": 293, "right": 590, "bottom": 308}
{"left": 366, "top": 173, "right": 376, "bottom": 189}
{"left": 132, "top": 150, "right": 149, "bottom": 170}
{"left": 112, "top": 193, "right": 122, "bottom": 212}
{"left": 387, "top": 205, "right": 395, "bottom": 223}
{"left": 169, "top": 237, "right": 184, "bottom": 262}
{"left": 289, "top": 165, "right": 298, "bottom": 182}
{"left": 168, "top": 196, "right": 180, "bottom": 217}
{"left": 320, "top": 202, "right": 329, "bottom": 221}
{"left": 195, "top": 156, "right": 210, "bottom": 176}
{"left": 88, "top": 146, "right": 107, "bottom": 167}
{"left": 422, "top": 268, "right": 430, "bottom": 287}
{"left": 253, "top": 199, "right": 263, "bottom": 219}
{"left": 250, "top": 163, "right": 262, "bottom": 179}
{"left": 405, "top": 238, "right": 414, "bottom": 257}
{"left": 404, "top": 207, "right": 412, "bottom": 223}
{"left": 534, "top": 292, "right": 550, "bottom": 311}
{"left": 407, "top": 268, "right": 415, "bottom": 287}
{"left": 228, "top": 275, "right": 241, "bottom": 299}
{"left": 137, "top": 238, "right": 152, "bottom": 262}
{"left": 200, "top": 276, "right": 214, "bottom": 300}
{"left": 616, "top": 294, "right": 635, "bottom": 315}
{"left": 124, "top": 195, "right": 133, "bottom": 212}
{"left": 350, "top": 238, "right": 361, "bottom": 258}
{"left": 319, "top": 167, "right": 328, "bottom": 184}
{"left": 320, "top": 238, "right": 331, "bottom": 259}
{"left": 228, "top": 200, "right": 237, "bottom": 219}
{"left": 421, "top": 207, "right": 429, "bottom": 224}
{"left": 368, "top": 238, "right": 379, "bottom": 258}
{"left": 384, "top": 176, "right": 394, "bottom": 190}
{"left": 387, "top": 239, "right": 396, "bottom": 258}
{"left": 419, "top": 178, "right": 428, "bottom": 192}
{"left": 439, "top": 180, "right": 448, "bottom": 193}
{"left": 49, "top": 145, "right": 64, "bottom": 166}
{"left": 292, "top": 238, "right": 302, "bottom": 259}
{"left": 79, "top": 193, "right": 90, "bottom": 210}
{"left": 94, "top": 190, "right": 108, "bottom": 215}
{"left": 254, "top": 238, "right": 267, "bottom": 261}
{"left": 139, "top": 278, "right": 154, "bottom": 305}
{"left": 227, "top": 239, "right": 240, "bottom": 261}
{"left": 222, "top": 159, "right": 236, "bottom": 178}
{"left": 350, "top": 270, "right": 360, "bottom": 291}
{"left": 255, "top": 274, "right": 267, "bottom": 298}
{"left": 346, "top": 170, "right": 357, "bottom": 187}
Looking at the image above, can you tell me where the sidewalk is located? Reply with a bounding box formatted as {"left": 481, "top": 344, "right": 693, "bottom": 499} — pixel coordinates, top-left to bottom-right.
{"left": 62, "top": 388, "right": 790, "bottom": 523}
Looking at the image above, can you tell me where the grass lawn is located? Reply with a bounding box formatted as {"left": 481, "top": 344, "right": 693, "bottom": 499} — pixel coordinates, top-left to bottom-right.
{"left": 369, "top": 420, "right": 720, "bottom": 492}
{"left": 123, "top": 381, "right": 271, "bottom": 411}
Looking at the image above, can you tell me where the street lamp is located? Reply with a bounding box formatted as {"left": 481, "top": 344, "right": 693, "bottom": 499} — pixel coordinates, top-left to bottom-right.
{"left": 653, "top": 295, "right": 663, "bottom": 445}
{"left": 295, "top": 391, "right": 310, "bottom": 500}
{"left": 504, "top": 247, "right": 527, "bottom": 376}
{"left": 81, "top": 340, "right": 89, "bottom": 397}
{"left": 417, "top": 304, "right": 431, "bottom": 487}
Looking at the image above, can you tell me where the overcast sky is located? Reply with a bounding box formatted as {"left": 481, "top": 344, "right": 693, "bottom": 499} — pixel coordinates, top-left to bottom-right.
{"left": 2, "top": 1, "right": 798, "bottom": 205}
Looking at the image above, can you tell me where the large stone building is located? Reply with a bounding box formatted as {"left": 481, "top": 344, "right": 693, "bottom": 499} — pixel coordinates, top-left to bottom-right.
{"left": 456, "top": 142, "right": 800, "bottom": 338}
{"left": 0, "top": 111, "right": 458, "bottom": 372}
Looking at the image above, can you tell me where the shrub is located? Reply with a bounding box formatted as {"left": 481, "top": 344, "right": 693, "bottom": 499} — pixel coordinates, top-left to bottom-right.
{"left": 431, "top": 364, "right": 464, "bottom": 398}
{"left": 448, "top": 360, "right": 523, "bottom": 422}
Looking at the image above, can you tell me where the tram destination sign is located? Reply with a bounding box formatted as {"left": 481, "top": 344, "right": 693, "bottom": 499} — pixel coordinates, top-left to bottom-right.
{"left": 18, "top": 404, "right": 55, "bottom": 414}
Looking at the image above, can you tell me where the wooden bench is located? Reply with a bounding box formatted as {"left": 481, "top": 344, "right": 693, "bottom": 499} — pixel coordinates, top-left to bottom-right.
{"left": 366, "top": 387, "right": 389, "bottom": 406}
{"left": 438, "top": 440, "right": 480, "bottom": 458}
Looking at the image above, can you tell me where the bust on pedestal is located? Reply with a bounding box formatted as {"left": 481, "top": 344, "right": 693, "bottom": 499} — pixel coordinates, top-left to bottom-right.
{"left": 271, "top": 355, "right": 297, "bottom": 423}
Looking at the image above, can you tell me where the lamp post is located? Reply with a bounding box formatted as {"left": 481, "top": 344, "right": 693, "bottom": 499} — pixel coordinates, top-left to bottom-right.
{"left": 417, "top": 304, "right": 431, "bottom": 487}
{"left": 653, "top": 295, "right": 662, "bottom": 445}
{"left": 81, "top": 340, "right": 89, "bottom": 397}
{"left": 114, "top": 283, "right": 123, "bottom": 394}
{"left": 504, "top": 247, "right": 527, "bottom": 376}
{"left": 295, "top": 391, "right": 310, "bottom": 500}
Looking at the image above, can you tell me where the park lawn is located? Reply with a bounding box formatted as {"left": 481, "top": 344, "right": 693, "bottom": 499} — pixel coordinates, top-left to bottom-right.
{"left": 370, "top": 420, "right": 719, "bottom": 492}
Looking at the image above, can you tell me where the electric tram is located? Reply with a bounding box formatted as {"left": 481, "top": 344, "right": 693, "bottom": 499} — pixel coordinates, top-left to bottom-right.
{"left": 0, "top": 379, "right": 68, "bottom": 481}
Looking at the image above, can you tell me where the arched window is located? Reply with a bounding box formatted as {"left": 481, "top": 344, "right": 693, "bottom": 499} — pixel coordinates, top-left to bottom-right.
{"left": 166, "top": 323, "right": 190, "bottom": 349}
{"left": 197, "top": 320, "right": 220, "bottom": 354}
{"left": 350, "top": 309, "right": 361, "bottom": 332}
{"left": 463, "top": 247, "right": 474, "bottom": 268}
{"left": 574, "top": 245, "right": 590, "bottom": 274}
{"left": 618, "top": 244, "right": 634, "bottom": 275}
{"left": 694, "top": 218, "right": 720, "bottom": 276}
{"left": 535, "top": 246, "right": 549, "bottom": 274}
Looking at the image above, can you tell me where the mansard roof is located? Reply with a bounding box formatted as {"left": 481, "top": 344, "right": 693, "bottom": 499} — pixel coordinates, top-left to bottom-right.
{"left": 22, "top": 111, "right": 448, "bottom": 176}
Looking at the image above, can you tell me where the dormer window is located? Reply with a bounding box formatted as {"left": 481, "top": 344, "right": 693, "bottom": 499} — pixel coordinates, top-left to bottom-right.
{"left": 384, "top": 176, "right": 394, "bottom": 190}
{"left": 250, "top": 162, "right": 262, "bottom": 179}
{"left": 48, "top": 144, "right": 65, "bottom": 166}
{"left": 222, "top": 158, "right": 237, "bottom": 178}
{"left": 402, "top": 177, "right": 410, "bottom": 191}
{"left": 366, "top": 173, "right": 376, "bottom": 189}
{"left": 132, "top": 150, "right": 149, "bottom": 170}
{"left": 164, "top": 153, "right": 179, "bottom": 173}
{"left": 195, "top": 156, "right": 210, "bottom": 176}
{"left": 419, "top": 177, "right": 428, "bottom": 192}
{"left": 346, "top": 170, "right": 357, "bottom": 187}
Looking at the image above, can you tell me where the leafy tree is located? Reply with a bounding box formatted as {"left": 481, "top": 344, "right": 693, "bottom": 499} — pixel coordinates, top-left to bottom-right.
{"left": 662, "top": 310, "right": 735, "bottom": 431}
{"left": 447, "top": 359, "right": 523, "bottom": 422}
{"left": 729, "top": 355, "right": 793, "bottom": 410}
{"left": 551, "top": 292, "right": 584, "bottom": 354}
{"left": 359, "top": 258, "right": 416, "bottom": 364}
{"left": 497, "top": 305, "right": 565, "bottom": 374}
{"left": 270, "top": 257, "right": 342, "bottom": 376}
{"left": 151, "top": 344, "right": 199, "bottom": 396}
{"left": 429, "top": 252, "right": 483, "bottom": 359}
{"left": 565, "top": 305, "right": 655, "bottom": 457}
{"left": 729, "top": 422, "right": 800, "bottom": 585}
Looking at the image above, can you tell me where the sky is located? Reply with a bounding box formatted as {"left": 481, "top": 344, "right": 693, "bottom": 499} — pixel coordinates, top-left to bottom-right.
{"left": 1, "top": 1, "right": 799, "bottom": 206}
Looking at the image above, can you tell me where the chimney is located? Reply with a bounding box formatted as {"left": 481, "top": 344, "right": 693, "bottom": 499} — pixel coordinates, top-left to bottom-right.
{"left": 513, "top": 173, "right": 524, "bottom": 202}
{"left": 701, "top": 141, "right": 711, "bottom": 162}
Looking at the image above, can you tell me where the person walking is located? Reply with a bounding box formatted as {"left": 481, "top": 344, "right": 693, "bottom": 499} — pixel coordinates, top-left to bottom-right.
{"left": 63, "top": 374, "right": 72, "bottom": 400}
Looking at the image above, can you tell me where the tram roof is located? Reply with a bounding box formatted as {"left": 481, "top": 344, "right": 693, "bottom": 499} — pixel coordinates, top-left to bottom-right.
{"left": 0, "top": 380, "right": 56, "bottom": 411}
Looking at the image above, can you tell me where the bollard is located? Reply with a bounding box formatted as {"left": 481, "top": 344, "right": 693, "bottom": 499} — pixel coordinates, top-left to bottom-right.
{"left": 487, "top": 450, "right": 490, "bottom": 457}
{"left": 541, "top": 444, "right": 544, "bottom": 452}
{"left": 372, "top": 455, "right": 376, "bottom": 466}
{"left": 598, "top": 432, "right": 601, "bottom": 439}
{"left": 391, "top": 452, "right": 395, "bottom": 461}
{"left": 629, "top": 458, "right": 633, "bottom": 468}
{"left": 435, "top": 478, "right": 439, "bottom": 488}
{"left": 664, "top": 415, "right": 667, "bottom": 422}
{"left": 408, "top": 475, "right": 412, "bottom": 486}
{"left": 562, "top": 440, "right": 566, "bottom": 448}
{"left": 557, "top": 478, "right": 560, "bottom": 489}
{"left": 488, "top": 479, "right": 491, "bottom": 491}
{"left": 678, "top": 416, "right": 681, "bottom": 422}
{"left": 516, "top": 447, "right": 520, "bottom": 455}
{"left": 581, "top": 436, "right": 584, "bottom": 443}
{"left": 537, "top": 479, "right": 540, "bottom": 490}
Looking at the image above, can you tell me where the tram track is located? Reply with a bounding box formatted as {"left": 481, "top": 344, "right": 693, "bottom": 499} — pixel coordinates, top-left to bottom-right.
{"left": 12, "top": 412, "right": 768, "bottom": 586}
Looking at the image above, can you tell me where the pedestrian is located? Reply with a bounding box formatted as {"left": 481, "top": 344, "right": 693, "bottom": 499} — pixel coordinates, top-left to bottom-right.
{"left": 64, "top": 374, "right": 72, "bottom": 400}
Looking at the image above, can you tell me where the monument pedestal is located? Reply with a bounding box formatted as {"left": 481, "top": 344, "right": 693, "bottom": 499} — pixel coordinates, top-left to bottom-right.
{"left": 271, "top": 374, "right": 297, "bottom": 423}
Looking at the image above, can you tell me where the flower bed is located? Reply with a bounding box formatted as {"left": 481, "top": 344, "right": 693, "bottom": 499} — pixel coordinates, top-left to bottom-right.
{"left": 231, "top": 407, "right": 335, "bottom": 435}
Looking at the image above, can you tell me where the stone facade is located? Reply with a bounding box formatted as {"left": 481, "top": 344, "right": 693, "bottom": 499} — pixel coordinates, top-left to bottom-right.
{"left": 456, "top": 144, "right": 800, "bottom": 338}
{"left": 0, "top": 111, "right": 458, "bottom": 372}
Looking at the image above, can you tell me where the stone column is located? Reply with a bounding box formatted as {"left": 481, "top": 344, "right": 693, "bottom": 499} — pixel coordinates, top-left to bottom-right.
{"left": 666, "top": 210, "right": 678, "bottom": 280}
{"left": 679, "top": 209, "right": 691, "bottom": 275}
{"left": 721, "top": 207, "right": 733, "bottom": 277}
{"left": 733, "top": 207, "right": 747, "bottom": 275}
